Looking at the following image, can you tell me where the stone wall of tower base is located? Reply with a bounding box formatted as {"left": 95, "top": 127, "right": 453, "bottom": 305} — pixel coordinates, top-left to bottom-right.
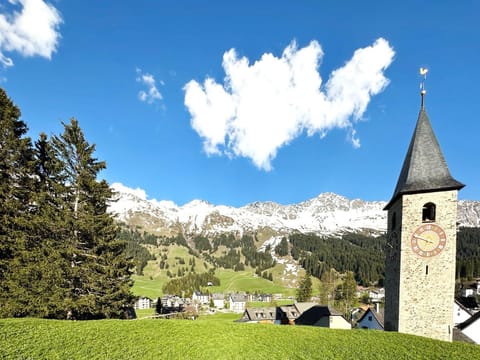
{"left": 387, "top": 190, "right": 458, "bottom": 342}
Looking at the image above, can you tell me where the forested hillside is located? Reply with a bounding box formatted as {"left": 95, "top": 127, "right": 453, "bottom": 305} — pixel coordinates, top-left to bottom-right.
{"left": 288, "top": 228, "right": 480, "bottom": 285}
{"left": 0, "top": 88, "right": 133, "bottom": 319}
{"left": 121, "top": 225, "right": 480, "bottom": 296}
{"left": 290, "top": 233, "right": 386, "bottom": 286}
{"left": 457, "top": 227, "right": 480, "bottom": 279}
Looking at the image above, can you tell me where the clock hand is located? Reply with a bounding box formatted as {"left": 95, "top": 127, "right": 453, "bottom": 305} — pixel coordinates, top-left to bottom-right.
{"left": 413, "top": 235, "right": 433, "bottom": 244}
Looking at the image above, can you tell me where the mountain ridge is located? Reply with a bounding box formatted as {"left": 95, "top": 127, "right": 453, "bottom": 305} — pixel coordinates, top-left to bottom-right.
{"left": 108, "top": 182, "right": 480, "bottom": 237}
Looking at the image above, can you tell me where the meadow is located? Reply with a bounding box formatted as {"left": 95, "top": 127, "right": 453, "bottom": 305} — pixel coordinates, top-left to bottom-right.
{"left": 132, "top": 242, "right": 322, "bottom": 300}
{"left": 1, "top": 316, "right": 479, "bottom": 359}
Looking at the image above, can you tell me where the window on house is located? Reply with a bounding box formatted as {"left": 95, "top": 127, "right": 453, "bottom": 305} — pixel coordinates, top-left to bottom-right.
{"left": 422, "top": 203, "right": 436, "bottom": 222}
{"left": 368, "top": 316, "right": 372, "bottom": 321}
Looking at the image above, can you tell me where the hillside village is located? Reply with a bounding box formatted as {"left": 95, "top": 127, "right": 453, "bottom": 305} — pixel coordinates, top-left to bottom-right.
{"left": 132, "top": 279, "right": 480, "bottom": 343}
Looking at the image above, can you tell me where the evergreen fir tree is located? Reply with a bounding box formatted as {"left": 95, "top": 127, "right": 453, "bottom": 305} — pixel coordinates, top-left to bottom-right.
{"left": 296, "top": 272, "right": 313, "bottom": 302}
{"left": 0, "top": 88, "right": 35, "bottom": 317}
{"left": 28, "top": 133, "right": 71, "bottom": 318}
{"left": 53, "top": 118, "right": 134, "bottom": 319}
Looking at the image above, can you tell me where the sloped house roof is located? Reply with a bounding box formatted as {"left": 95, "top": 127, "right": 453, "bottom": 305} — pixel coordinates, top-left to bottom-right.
{"left": 356, "top": 308, "right": 384, "bottom": 330}
{"left": 212, "top": 293, "right": 225, "bottom": 301}
{"left": 241, "top": 307, "right": 282, "bottom": 323}
{"left": 456, "top": 311, "right": 480, "bottom": 344}
{"left": 295, "top": 305, "right": 351, "bottom": 329}
{"left": 230, "top": 293, "right": 248, "bottom": 302}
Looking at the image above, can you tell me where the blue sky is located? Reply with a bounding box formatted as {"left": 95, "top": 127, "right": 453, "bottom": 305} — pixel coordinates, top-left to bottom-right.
{"left": 1, "top": 0, "right": 479, "bottom": 206}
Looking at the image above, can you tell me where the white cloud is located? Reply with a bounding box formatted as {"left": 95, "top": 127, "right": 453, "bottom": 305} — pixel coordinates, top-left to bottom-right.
{"left": 0, "top": 0, "right": 62, "bottom": 67}
{"left": 136, "top": 68, "right": 163, "bottom": 104}
{"left": 184, "top": 38, "right": 394, "bottom": 171}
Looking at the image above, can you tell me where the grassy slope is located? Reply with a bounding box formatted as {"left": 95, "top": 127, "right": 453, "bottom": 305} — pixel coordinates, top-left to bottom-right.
{"left": 132, "top": 269, "right": 292, "bottom": 300}
{"left": 1, "top": 317, "right": 479, "bottom": 359}
{"left": 131, "top": 244, "right": 307, "bottom": 299}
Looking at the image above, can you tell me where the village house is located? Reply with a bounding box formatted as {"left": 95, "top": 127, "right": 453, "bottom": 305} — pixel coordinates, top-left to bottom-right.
{"left": 454, "top": 299, "right": 475, "bottom": 326}
{"left": 161, "top": 295, "right": 189, "bottom": 312}
{"left": 368, "top": 288, "right": 385, "bottom": 303}
{"left": 461, "top": 288, "right": 476, "bottom": 298}
{"left": 247, "top": 293, "right": 273, "bottom": 303}
{"left": 356, "top": 308, "right": 384, "bottom": 330}
{"left": 279, "top": 302, "right": 317, "bottom": 325}
{"left": 192, "top": 290, "right": 209, "bottom": 305}
{"left": 229, "top": 293, "right": 247, "bottom": 313}
{"left": 134, "top": 296, "right": 152, "bottom": 310}
{"left": 240, "top": 302, "right": 352, "bottom": 330}
{"left": 212, "top": 293, "right": 225, "bottom": 309}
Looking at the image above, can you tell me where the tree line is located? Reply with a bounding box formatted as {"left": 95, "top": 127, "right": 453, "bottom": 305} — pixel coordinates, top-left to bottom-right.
{"left": 162, "top": 270, "right": 220, "bottom": 297}
{"left": 117, "top": 225, "right": 156, "bottom": 275}
{"left": 457, "top": 227, "right": 480, "bottom": 279}
{"left": 290, "top": 232, "right": 386, "bottom": 286}
{"left": 0, "top": 88, "right": 133, "bottom": 319}
{"left": 289, "top": 227, "right": 480, "bottom": 286}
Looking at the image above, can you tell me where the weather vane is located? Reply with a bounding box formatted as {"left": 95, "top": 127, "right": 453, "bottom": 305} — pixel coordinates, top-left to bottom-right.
{"left": 419, "top": 67, "right": 428, "bottom": 108}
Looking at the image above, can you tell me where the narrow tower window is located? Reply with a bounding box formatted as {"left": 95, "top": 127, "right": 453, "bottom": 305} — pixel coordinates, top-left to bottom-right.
{"left": 422, "top": 203, "right": 436, "bottom": 222}
{"left": 425, "top": 265, "right": 429, "bottom": 275}
{"left": 391, "top": 212, "right": 397, "bottom": 230}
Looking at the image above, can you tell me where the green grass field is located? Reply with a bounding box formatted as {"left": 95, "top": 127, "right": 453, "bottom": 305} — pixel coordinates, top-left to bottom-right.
{"left": 1, "top": 317, "right": 479, "bottom": 359}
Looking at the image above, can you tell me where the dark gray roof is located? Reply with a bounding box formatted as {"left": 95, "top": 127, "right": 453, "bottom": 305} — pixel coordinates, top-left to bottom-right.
{"left": 242, "top": 307, "right": 278, "bottom": 321}
{"left": 230, "top": 293, "right": 247, "bottom": 302}
{"left": 295, "top": 305, "right": 345, "bottom": 326}
{"left": 456, "top": 310, "right": 480, "bottom": 330}
{"left": 385, "top": 107, "right": 464, "bottom": 209}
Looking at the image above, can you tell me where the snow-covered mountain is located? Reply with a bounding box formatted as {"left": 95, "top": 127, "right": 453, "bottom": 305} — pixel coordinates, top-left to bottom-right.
{"left": 108, "top": 183, "right": 480, "bottom": 237}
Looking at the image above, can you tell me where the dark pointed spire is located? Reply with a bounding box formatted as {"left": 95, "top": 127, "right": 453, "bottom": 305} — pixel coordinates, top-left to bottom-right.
{"left": 384, "top": 81, "right": 464, "bottom": 210}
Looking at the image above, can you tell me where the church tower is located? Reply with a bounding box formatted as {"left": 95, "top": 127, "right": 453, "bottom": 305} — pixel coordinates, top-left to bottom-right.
{"left": 383, "top": 71, "right": 464, "bottom": 342}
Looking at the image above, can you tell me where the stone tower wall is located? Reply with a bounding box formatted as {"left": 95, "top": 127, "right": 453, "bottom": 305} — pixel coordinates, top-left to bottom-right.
{"left": 396, "top": 190, "right": 458, "bottom": 341}
{"left": 384, "top": 198, "right": 402, "bottom": 331}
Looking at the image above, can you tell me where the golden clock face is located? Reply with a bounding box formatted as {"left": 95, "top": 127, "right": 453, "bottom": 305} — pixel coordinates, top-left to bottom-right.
{"left": 410, "top": 224, "right": 446, "bottom": 257}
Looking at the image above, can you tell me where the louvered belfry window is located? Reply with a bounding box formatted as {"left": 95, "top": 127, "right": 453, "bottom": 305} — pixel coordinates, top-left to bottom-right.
{"left": 422, "top": 203, "right": 436, "bottom": 222}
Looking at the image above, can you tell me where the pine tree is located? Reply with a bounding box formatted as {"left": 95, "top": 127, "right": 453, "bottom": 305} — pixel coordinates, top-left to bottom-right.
{"left": 53, "top": 118, "right": 134, "bottom": 319}
{"left": 0, "top": 88, "right": 35, "bottom": 317}
{"left": 28, "top": 133, "right": 71, "bottom": 318}
{"left": 296, "top": 272, "right": 313, "bottom": 302}
{"left": 275, "top": 237, "right": 289, "bottom": 257}
{"left": 339, "top": 271, "right": 357, "bottom": 317}
{"left": 319, "top": 268, "right": 339, "bottom": 305}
